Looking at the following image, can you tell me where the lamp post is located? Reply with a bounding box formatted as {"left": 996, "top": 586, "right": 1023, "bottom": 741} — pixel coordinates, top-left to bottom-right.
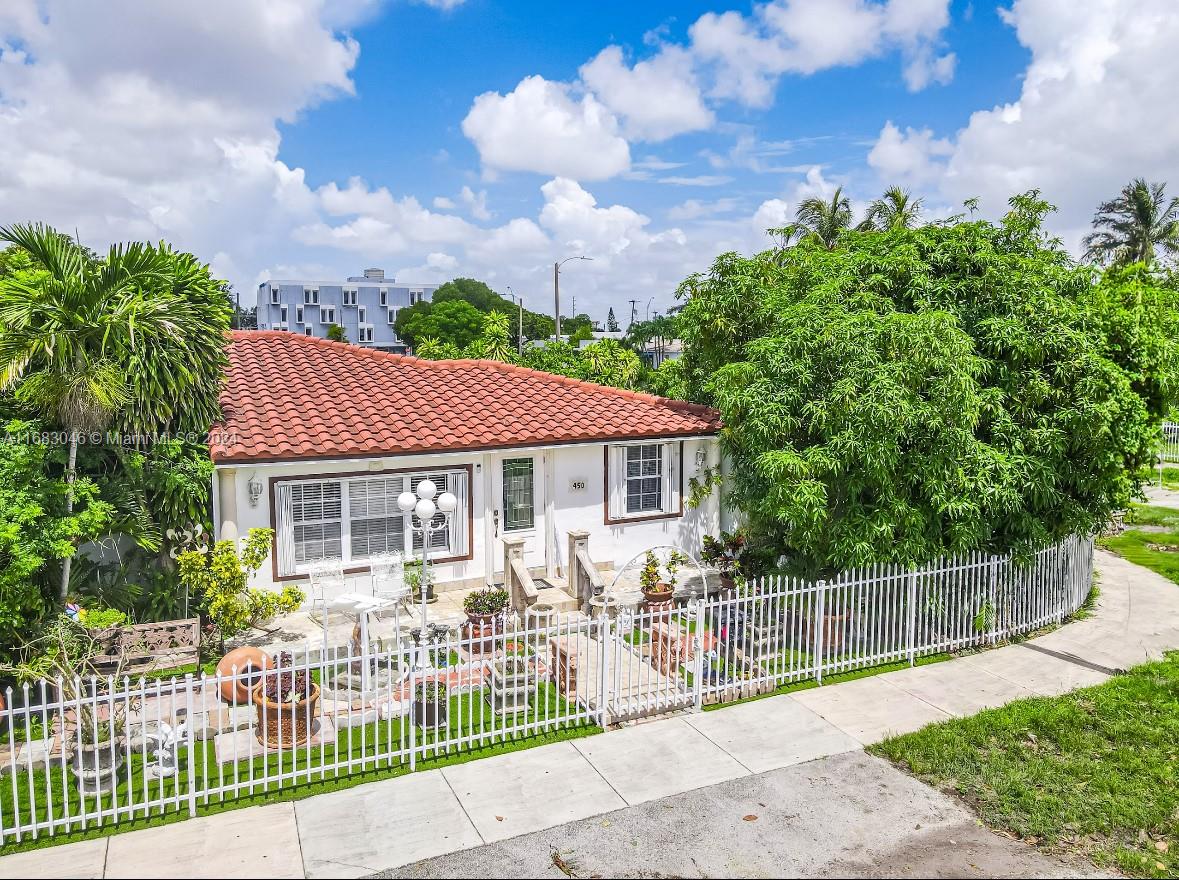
{"left": 506, "top": 286, "right": 523, "bottom": 356}
{"left": 554, "top": 256, "right": 592, "bottom": 341}
{"left": 398, "top": 479, "right": 458, "bottom": 668}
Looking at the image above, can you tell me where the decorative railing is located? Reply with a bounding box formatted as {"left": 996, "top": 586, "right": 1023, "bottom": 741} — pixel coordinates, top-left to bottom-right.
{"left": 0, "top": 535, "right": 1093, "bottom": 845}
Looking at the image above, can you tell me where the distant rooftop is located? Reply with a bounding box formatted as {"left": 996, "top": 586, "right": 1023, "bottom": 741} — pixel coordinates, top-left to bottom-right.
{"left": 257, "top": 268, "right": 440, "bottom": 289}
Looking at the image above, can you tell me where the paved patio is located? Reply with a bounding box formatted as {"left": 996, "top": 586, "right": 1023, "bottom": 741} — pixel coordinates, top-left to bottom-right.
{"left": 2, "top": 547, "right": 1175, "bottom": 878}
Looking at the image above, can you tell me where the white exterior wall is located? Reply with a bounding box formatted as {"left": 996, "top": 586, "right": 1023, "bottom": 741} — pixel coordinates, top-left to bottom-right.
{"left": 215, "top": 436, "right": 723, "bottom": 596}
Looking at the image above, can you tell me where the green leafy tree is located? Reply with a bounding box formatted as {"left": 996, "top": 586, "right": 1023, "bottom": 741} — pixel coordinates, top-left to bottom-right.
{"left": 792, "top": 186, "right": 854, "bottom": 249}
{"left": 414, "top": 337, "right": 463, "bottom": 360}
{"left": 1084, "top": 178, "right": 1179, "bottom": 267}
{"left": 0, "top": 224, "right": 230, "bottom": 598}
{"left": 177, "top": 528, "right": 302, "bottom": 652}
{"left": 468, "top": 311, "right": 513, "bottom": 361}
{"left": 677, "top": 191, "right": 1173, "bottom": 576}
{"left": 398, "top": 299, "right": 484, "bottom": 350}
{"left": 326, "top": 323, "right": 348, "bottom": 343}
{"left": 580, "top": 338, "right": 643, "bottom": 389}
{"left": 606, "top": 307, "right": 621, "bottom": 332}
{"left": 858, "top": 186, "right": 922, "bottom": 231}
{"left": 0, "top": 420, "right": 112, "bottom": 659}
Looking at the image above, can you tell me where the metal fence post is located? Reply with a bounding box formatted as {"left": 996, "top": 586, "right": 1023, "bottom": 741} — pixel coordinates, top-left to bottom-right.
{"left": 693, "top": 597, "right": 706, "bottom": 710}
{"left": 812, "top": 580, "right": 826, "bottom": 685}
{"left": 184, "top": 674, "right": 197, "bottom": 818}
{"left": 987, "top": 557, "right": 998, "bottom": 645}
{"left": 408, "top": 662, "right": 417, "bottom": 772}
{"left": 906, "top": 572, "right": 917, "bottom": 667}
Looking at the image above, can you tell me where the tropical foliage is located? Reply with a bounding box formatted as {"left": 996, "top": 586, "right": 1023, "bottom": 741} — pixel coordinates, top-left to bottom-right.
{"left": 676, "top": 191, "right": 1179, "bottom": 576}
{"left": 1084, "top": 178, "right": 1179, "bottom": 267}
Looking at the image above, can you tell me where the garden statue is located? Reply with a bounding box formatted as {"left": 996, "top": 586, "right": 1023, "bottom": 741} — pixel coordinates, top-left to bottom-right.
{"left": 149, "top": 719, "right": 187, "bottom": 778}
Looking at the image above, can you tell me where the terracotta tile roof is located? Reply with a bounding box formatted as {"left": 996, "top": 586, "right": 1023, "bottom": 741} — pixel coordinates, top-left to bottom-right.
{"left": 211, "top": 331, "right": 720, "bottom": 464}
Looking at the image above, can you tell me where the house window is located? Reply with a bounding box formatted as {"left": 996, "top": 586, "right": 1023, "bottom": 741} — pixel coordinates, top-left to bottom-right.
{"left": 304, "top": 287, "right": 319, "bottom": 305}
{"left": 358, "top": 306, "right": 367, "bottom": 323}
{"left": 388, "top": 309, "right": 397, "bottom": 325}
{"left": 270, "top": 286, "right": 280, "bottom": 304}
{"left": 606, "top": 442, "right": 678, "bottom": 521}
{"left": 321, "top": 306, "right": 336, "bottom": 324}
{"left": 358, "top": 325, "right": 374, "bottom": 343}
{"left": 304, "top": 327, "right": 314, "bottom": 336}
{"left": 296, "top": 305, "right": 304, "bottom": 324}
{"left": 274, "top": 468, "right": 470, "bottom": 576}
{"left": 502, "top": 458, "right": 534, "bottom": 531}
{"left": 343, "top": 289, "right": 357, "bottom": 307}
{"left": 279, "top": 305, "right": 287, "bottom": 323}
{"left": 290, "top": 482, "right": 342, "bottom": 565}
{"left": 626, "top": 445, "right": 663, "bottom": 514}
{"left": 380, "top": 289, "right": 388, "bottom": 307}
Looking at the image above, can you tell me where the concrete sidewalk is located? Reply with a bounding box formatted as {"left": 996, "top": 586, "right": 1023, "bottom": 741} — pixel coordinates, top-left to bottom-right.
{"left": 1, "top": 548, "right": 1176, "bottom": 879}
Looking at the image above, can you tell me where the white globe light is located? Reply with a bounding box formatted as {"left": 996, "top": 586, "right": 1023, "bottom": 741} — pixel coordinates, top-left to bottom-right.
{"left": 416, "top": 479, "right": 437, "bottom": 501}
{"left": 415, "top": 498, "right": 437, "bottom": 520}
{"left": 437, "top": 491, "right": 458, "bottom": 513}
{"left": 397, "top": 491, "right": 417, "bottom": 513}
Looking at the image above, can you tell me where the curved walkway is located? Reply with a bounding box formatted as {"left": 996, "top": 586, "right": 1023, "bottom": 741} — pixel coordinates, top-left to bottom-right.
{"left": 2, "top": 549, "right": 1176, "bottom": 879}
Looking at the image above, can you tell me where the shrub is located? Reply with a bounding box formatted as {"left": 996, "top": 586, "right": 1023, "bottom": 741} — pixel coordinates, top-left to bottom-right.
{"left": 462, "top": 586, "right": 509, "bottom": 616}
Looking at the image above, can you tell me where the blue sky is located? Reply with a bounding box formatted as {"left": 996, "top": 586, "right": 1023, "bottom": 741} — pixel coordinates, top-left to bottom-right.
{"left": 0, "top": 1, "right": 1174, "bottom": 322}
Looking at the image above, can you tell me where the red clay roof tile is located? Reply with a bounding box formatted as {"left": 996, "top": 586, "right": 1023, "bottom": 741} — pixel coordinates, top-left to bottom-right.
{"left": 211, "top": 331, "right": 720, "bottom": 463}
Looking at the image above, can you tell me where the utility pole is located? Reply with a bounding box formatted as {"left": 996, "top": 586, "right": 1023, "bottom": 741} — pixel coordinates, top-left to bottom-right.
{"left": 506, "top": 286, "right": 523, "bottom": 356}
{"left": 628, "top": 299, "right": 638, "bottom": 329}
{"left": 554, "top": 255, "right": 592, "bottom": 342}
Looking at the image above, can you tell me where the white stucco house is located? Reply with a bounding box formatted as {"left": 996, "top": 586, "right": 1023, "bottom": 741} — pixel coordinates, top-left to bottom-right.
{"left": 210, "top": 331, "right": 725, "bottom": 600}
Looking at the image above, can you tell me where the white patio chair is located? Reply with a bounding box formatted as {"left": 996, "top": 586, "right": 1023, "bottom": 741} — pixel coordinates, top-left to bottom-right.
{"left": 369, "top": 552, "right": 411, "bottom": 615}
{"left": 306, "top": 557, "right": 346, "bottom": 625}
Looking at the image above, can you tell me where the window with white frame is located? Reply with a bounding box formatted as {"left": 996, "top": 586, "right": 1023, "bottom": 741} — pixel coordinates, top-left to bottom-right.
{"left": 296, "top": 305, "right": 304, "bottom": 324}
{"left": 304, "top": 287, "right": 319, "bottom": 305}
{"left": 358, "top": 306, "right": 367, "bottom": 323}
{"left": 279, "top": 305, "right": 287, "bottom": 323}
{"left": 380, "top": 289, "right": 388, "bottom": 307}
{"left": 358, "top": 325, "right": 374, "bottom": 343}
{"left": 342, "top": 289, "right": 357, "bottom": 307}
{"left": 304, "top": 327, "right": 314, "bottom": 336}
{"left": 270, "top": 286, "right": 280, "bottom": 304}
{"left": 320, "top": 306, "right": 336, "bottom": 324}
{"left": 273, "top": 469, "right": 470, "bottom": 576}
{"left": 388, "top": 308, "right": 397, "bottom": 325}
{"left": 606, "top": 442, "right": 678, "bottom": 521}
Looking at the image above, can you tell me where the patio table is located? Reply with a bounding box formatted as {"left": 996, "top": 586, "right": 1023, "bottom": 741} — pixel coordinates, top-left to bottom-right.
{"left": 328, "top": 592, "right": 399, "bottom": 692}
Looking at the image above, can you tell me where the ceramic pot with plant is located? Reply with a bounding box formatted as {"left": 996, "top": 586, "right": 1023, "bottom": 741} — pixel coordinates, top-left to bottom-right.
{"left": 412, "top": 680, "right": 447, "bottom": 727}
{"left": 252, "top": 652, "right": 320, "bottom": 748}
{"left": 70, "top": 716, "right": 127, "bottom": 795}
{"left": 405, "top": 560, "right": 436, "bottom": 603}
{"left": 462, "top": 586, "right": 509, "bottom": 654}
{"left": 701, "top": 531, "right": 746, "bottom": 594}
{"left": 639, "top": 550, "right": 674, "bottom": 606}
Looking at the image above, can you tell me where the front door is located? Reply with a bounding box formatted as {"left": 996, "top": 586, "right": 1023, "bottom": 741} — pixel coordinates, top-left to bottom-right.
{"left": 488, "top": 453, "right": 546, "bottom": 584}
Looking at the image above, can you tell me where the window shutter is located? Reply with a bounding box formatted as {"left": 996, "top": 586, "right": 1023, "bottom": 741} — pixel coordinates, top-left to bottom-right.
{"left": 274, "top": 482, "right": 295, "bottom": 576}
{"left": 663, "top": 442, "right": 678, "bottom": 512}
{"left": 449, "top": 468, "right": 469, "bottom": 555}
{"left": 607, "top": 446, "right": 625, "bottom": 519}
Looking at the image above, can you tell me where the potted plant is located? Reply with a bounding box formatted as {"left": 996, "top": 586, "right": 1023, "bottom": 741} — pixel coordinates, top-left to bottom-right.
{"left": 405, "top": 559, "right": 437, "bottom": 603}
{"left": 412, "top": 680, "right": 447, "bottom": 727}
{"left": 701, "top": 531, "right": 746, "bottom": 593}
{"left": 639, "top": 550, "right": 674, "bottom": 606}
{"left": 252, "top": 652, "right": 320, "bottom": 748}
{"left": 462, "top": 586, "right": 509, "bottom": 653}
{"left": 487, "top": 653, "right": 534, "bottom": 715}
{"left": 1, "top": 615, "right": 139, "bottom": 795}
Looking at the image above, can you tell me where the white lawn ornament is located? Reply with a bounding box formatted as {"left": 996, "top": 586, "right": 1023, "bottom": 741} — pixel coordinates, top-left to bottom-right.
{"left": 149, "top": 720, "right": 188, "bottom": 778}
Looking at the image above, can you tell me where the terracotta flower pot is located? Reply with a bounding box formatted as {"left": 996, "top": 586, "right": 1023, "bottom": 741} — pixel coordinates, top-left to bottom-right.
{"left": 216, "top": 646, "right": 273, "bottom": 705}
{"left": 642, "top": 582, "right": 675, "bottom": 607}
{"left": 251, "top": 682, "right": 320, "bottom": 748}
{"left": 462, "top": 612, "right": 502, "bottom": 655}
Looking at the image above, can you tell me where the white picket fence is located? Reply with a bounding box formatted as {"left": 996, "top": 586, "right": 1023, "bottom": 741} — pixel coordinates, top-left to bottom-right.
{"left": 0, "top": 533, "right": 1094, "bottom": 844}
{"left": 1161, "top": 421, "right": 1179, "bottom": 463}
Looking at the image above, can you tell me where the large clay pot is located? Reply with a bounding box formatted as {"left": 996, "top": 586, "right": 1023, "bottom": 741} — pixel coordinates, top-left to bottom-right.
{"left": 642, "top": 582, "right": 675, "bottom": 608}
{"left": 462, "top": 612, "right": 502, "bottom": 655}
{"left": 217, "top": 647, "right": 273, "bottom": 705}
{"left": 252, "top": 682, "right": 321, "bottom": 749}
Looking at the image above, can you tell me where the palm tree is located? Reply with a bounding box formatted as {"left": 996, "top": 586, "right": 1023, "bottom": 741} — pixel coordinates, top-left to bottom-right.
{"left": 1083, "top": 178, "right": 1179, "bottom": 267}
{"left": 0, "top": 224, "right": 197, "bottom": 598}
{"left": 859, "top": 186, "right": 923, "bottom": 231}
{"left": 794, "top": 186, "right": 853, "bottom": 249}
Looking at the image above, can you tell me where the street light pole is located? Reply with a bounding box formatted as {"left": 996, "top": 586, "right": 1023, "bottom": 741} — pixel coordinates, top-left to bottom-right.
{"left": 554, "top": 255, "right": 592, "bottom": 342}
{"left": 398, "top": 479, "right": 458, "bottom": 669}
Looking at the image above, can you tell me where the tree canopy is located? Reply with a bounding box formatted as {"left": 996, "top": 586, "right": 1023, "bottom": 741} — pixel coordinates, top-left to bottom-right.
{"left": 1084, "top": 178, "right": 1179, "bottom": 267}
{"left": 676, "top": 192, "right": 1179, "bottom": 576}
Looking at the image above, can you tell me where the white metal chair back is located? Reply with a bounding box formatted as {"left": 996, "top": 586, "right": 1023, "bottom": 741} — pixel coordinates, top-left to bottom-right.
{"left": 369, "top": 551, "right": 410, "bottom": 609}
{"left": 306, "top": 557, "right": 346, "bottom": 607}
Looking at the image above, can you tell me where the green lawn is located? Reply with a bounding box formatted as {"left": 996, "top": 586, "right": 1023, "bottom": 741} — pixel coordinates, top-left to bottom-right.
{"left": 872, "top": 653, "right": 1179, "bottom": 878}
{"left": 0, "top": 682, "right": 596, "bottom": 855}
{"left": 1099, "top": 504, "right": 1179, "bottom": 585}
